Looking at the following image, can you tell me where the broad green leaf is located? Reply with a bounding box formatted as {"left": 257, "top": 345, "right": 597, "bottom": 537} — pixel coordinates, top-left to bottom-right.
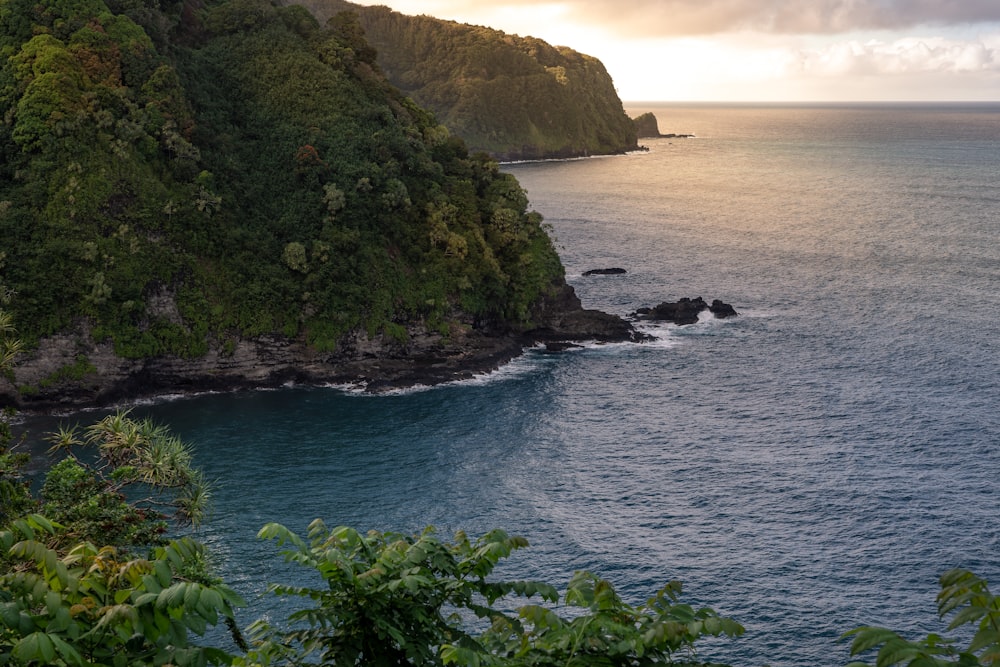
{"left": 876, "top": 638, "right": 922, "bottom": 666}
{"left": 153, "top": 559, "right": 173, "bottom": 588}
{"left": 847, "top": 627, "right": 904, "bottom": 656}
{"left": 158, "top": 582, "right": 189, "bottom": 609}
{"left": 13, "top": 631, "right": 56, "bottom": 663}
{"left": 183, "top": 581, "right": 202, "bottom": 611}
{"left": 48, "top": 605, "right": 72, "bottom": 633}
{"left": 51, "top": 634, "right": 85, "bottom": 666}
{"left": 969, "top": 626, "right": 1000, "bottom": 653}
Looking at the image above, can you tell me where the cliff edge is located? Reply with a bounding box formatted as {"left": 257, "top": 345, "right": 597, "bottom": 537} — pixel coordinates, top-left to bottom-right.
{"left": 2, "top": 280, "right": 640, "bottom": 411}
{"left": 290, "top": 0, "right": 640, "bottom": 161}
{"left": 0, "top": 0, "right": 639, "bottom": 412}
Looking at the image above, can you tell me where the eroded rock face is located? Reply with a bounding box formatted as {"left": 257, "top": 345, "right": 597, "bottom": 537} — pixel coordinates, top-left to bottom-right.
{"left": 1, "top": 280, "right": 642, "bottom": 411}
{"left": 527, "top": 282, "right": 645, "bottom": 344}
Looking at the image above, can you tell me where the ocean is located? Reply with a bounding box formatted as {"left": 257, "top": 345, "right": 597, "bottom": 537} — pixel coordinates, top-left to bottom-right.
{"left": 17, "top": 103, "right": 1000, "bottom": 665}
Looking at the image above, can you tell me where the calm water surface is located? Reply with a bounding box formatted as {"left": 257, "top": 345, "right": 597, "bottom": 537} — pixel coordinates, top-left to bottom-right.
{"left": 20, "top": 103, "right": 1000, "bottom": 666}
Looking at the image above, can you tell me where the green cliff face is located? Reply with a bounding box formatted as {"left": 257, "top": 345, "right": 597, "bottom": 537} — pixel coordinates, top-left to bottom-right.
{"left": 290, "top": 0, "right": 640, "bottom": 161}
{"left": 0, "top": 0, "right": 564, "bottom": 366}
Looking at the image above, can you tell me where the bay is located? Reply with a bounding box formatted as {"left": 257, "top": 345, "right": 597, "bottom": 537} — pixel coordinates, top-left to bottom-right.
{"left": 17, "top": 103, "right": 1000, "bottom": 666}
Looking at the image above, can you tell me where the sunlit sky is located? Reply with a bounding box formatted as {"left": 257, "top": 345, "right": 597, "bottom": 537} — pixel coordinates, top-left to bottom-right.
{"left": 353, "top": 0, "right": 1000, "bottom": 102}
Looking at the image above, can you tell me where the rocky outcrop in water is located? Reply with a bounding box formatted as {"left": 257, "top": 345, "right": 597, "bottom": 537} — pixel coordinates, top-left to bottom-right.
{"left": 632, "top": 112, "right": 695, "bottom": 140}
{"left": 632, "top": 297, "right": 738, "bottom": 326}
{"left": 583, "top": 268, "right": 627, "bottom": 276}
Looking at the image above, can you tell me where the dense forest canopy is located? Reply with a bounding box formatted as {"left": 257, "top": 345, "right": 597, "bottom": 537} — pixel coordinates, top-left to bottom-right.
{"left": 288, "top": 0, "right": 640, "bottom": 160}
{"left": 0, "top": 0, "right": 564, "bottom": 374}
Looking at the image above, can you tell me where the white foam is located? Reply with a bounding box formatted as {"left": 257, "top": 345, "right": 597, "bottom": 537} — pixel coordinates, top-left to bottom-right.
{"left": 318, "top": 380, "right": 369, "bottom": 394}
{"left": 330, "top": 336, "right": 689, "bottom": 397}
{"left": 631, "top": 322, "right": 683, "bottom": 348}
{"left": 127, "top": 389, "right": 225, "bottom": 406}
{"left": 326, "top": 347, "right": 552, "bottom": 397}
{"left": 501, "top": 152, "right": 640, "bottom": 166}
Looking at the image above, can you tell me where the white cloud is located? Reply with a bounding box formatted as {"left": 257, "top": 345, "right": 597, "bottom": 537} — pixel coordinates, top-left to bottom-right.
{"left": 373, "top": 0, "right": 1000, "bottom": 37}
{"left": 797, "top": 34, "right": 1000, "bottom": 76}
{"left": 355, "top": 1, "right": 1000, "bottom": 101}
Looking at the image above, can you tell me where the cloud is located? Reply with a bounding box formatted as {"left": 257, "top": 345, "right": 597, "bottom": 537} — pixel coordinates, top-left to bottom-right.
{"left": 402, "top": 0, "right": 1000, "bottom": 37}
{"left": 795, "top": 35, "right": 1000, "bottom": 76}
{"left": 584, "top": 0, "right": 1000, "bottom": 36}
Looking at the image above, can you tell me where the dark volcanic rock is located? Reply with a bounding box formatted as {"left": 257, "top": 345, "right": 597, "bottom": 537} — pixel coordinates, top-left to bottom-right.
{"left": 2, "top": 279, "right": 644, "bottom": 411}
{"left": 527, "top": 281, "right": 645, "bottom": 344}
{"left": 646, "top": 297, "right": 707, "bottom": 325}
{"left": 632, "top": 297, "right": 738, "bottom": 326}
{"left": 582, "top": 267, "right": 627, "bottom": 276}
{"left": 710, "top": 299, "right": 738, "bottom": 318}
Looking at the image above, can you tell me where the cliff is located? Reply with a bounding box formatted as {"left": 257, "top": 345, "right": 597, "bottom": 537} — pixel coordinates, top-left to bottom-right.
{"left": 631, "top": 111, "right": 694, "bottom": 139}
{"left": 633, "top": 112, "right": 663, "bottom": 138}
{"left": 0, "top": 0, "right": 639, "bottom": 411}
{"left": 288, "top": 0, "right": 640, "bottom": 161}
{"left": 3, "top": 282, "right": 636, "bottom": 410}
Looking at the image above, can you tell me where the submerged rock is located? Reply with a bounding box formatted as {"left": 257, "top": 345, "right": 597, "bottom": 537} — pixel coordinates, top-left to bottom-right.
{"left": 583, "top": 268, "right": 627, "bottom": 276}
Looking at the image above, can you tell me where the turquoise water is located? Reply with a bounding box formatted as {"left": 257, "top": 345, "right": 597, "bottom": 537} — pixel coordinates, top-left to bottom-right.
{"left": 20, "top": 103, "right": 1000, "bottom": 665}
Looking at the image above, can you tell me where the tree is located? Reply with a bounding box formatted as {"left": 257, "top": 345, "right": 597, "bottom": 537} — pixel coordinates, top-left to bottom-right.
{"left": 40, "top": 410, "right": 212, "bottom": 550}
{"left": 0, "top": 411, "right": 249, "bottom": 666}
{"left": 0, "top": 297, "right": 22, "bottom": 375}
{"left": 0, "top": 514, "right": 244, "bottom": 667}
{"left": 469, "top": 572, "right": 744, "bottom": 667}
{"left": 238, "top": 522, "right": 743, "bottom": 666}
{"left": 0, "top": 286, "right": 30, "bottom": 526}
{"left": 845, "top": 569, "right": 1000, "bottom": 666}
{"left": 239, "top": 522, "right": 553, "bottom": 666}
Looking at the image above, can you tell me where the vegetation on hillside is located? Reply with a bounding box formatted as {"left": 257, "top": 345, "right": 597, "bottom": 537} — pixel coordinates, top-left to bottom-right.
{"left": 290, "top": 0, "right": 640, "bottom": 161}
{"left": 0, "top": 0, "right": 564, "bottom": 367}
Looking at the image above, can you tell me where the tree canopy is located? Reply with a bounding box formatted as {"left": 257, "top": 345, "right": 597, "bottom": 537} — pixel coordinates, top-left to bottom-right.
{"left": 0, "top": 0, "right": 564, "bottom": 372}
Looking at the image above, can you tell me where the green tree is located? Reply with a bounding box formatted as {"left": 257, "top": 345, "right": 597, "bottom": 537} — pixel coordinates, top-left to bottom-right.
{"left": 0, "top": 286, "right": 30, "bottom": 526}
{"left": 468, "top": 573, "right": 744, "bottom": 667}
{"left": 40, "top": 410, "right": 212, "bottom": 549}
{"left": 238, "top": 522, "right": 742, "bottom": 667}
{"left": 240, "top": 522, "right": 555, "bottom": 666}
{"left": 0, "top": 514, "right": 244, "bottom": 666}
{"left": 845, "top": 569, "right": 1000, "bottom": 666}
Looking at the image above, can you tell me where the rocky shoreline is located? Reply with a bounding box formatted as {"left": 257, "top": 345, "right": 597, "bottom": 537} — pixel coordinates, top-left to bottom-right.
{"left": 0, "top": 281, "right": 643, "bottom": 414}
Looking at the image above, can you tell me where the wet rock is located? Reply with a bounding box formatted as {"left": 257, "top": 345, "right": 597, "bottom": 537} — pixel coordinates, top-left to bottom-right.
{"left": 710, "top": 299, "right": 738, "bottom": 319}
{"left": 583, "top": 267, "right": 627, "bottom": 276}
{"left": 631, "top": 297, "right": 738, "bottom": 326}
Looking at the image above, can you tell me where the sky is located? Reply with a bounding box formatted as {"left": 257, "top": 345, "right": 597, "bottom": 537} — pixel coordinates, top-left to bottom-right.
{"left": 353, "top": 0, "right": 1000, "bottom": 102}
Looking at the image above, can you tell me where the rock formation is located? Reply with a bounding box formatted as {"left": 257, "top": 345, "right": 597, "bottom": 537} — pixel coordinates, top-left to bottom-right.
{"left": 631, "top": 112, "right": 695, "bottom": 140}
{"left": 583, "top": 268, "right": 627, "bottom": 276}
{"left": 632, "top": 297, "right": 738, "bottom": 326}
{"left": 2, "top": 280, "right": 643, "bottom": 411}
